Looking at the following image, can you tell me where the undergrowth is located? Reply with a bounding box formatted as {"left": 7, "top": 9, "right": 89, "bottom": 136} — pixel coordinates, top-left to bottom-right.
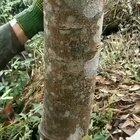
{"left": 0, "top": 0, "right": 139, "bottom": 140}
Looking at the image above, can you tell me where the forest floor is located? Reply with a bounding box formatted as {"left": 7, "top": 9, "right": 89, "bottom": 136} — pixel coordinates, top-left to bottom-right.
{"left": 0, "top": 0, "right": 140, "bottom": 140}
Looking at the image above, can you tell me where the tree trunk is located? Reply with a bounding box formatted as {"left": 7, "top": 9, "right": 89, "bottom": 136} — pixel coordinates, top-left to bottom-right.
{"left": 39, "top": 0, "right": 104, "bottom": 140}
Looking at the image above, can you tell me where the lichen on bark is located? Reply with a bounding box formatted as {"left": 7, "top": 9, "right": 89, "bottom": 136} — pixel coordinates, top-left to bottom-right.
{"left": 39, "top": 0, "right": 104, "bottom": 140}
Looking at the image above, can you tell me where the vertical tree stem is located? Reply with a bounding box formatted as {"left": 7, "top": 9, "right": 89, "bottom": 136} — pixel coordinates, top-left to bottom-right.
{"left": 40, "top": 0, "right": 104, "bottom": 140}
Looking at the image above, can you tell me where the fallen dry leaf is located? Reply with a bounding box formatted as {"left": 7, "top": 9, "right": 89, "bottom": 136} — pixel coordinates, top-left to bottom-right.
{"left": 99, "top": 87, "right": 109, "bottom": 94}
{"left": 129, "top": 85, "right": 140, "bottom": 92}
{"left": 131, "top": 100, "right": 140, "bottom": 114}
{"left": 121, "top": 126, "right": 136, "bottom": 136}
{"left": 132, "top": 114, "right": 140, "bottom": 123}
{"left": 4, "top": 103, "right": 15, "bottom": 121}
{"left": 95, "top": 75, "right": 111, "bottom": 85}
{"left": 126, "top": 128, "right": 140, "bottom": 140}
{"left": 119, "top": 84, "right": 130, "bottom": 90}
{"left": 120, "top": 119, "right": 135, "bottom": 129}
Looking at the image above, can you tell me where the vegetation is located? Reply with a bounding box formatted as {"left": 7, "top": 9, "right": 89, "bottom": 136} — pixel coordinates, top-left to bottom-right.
{"left": 0, "top": 0, "right": 139, "bottom": 140}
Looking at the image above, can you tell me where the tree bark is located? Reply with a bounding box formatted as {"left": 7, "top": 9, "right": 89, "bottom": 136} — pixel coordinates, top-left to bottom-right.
{"left": 39, "top": 0, "right": 104, "bottom": 140}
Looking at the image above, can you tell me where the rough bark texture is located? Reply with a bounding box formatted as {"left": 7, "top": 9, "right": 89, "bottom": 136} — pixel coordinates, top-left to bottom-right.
{"left": 39, "top": 0, "right": 104, "bottom": 140}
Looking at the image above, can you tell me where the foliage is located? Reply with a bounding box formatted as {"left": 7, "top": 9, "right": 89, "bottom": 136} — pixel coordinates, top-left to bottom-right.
{"left": 0, "top": 0, "right": 139, "bottom": 140}
{"left": 100, "top": 33, "right": 140, "bottom": 82}
{"left": 0, "top": 33, "right": 43, "bottom": 139}
{"left": 0, "top": 1, "right": 43, "bottom": 138}
{"left": 0, "top": 0, "right": 29, "bottom": 24}
{"left": 0, "top": 103, "right": 42, "bottom": 140}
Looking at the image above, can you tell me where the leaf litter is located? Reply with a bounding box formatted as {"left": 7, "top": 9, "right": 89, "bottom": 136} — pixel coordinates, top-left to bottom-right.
{"left": 0, "top": 0, "right": 140, "bottom": 139}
